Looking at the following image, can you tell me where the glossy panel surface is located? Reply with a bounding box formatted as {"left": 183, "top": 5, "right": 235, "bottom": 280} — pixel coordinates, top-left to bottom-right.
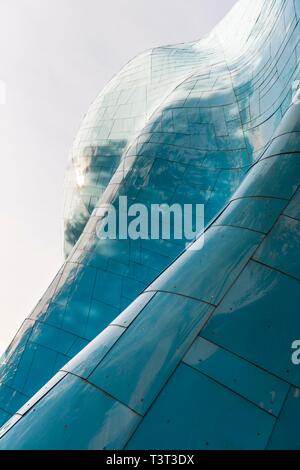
{"left": 0, "top": 374, "right": 140, "bottom": 450}
{"left": 62, "top": 326, "right": 125, "bottom": 379}
{"left": 203, "top": 261, "right": 300, "bottom": 387}
{"left": 127, "top": 364, "right": 275, "bottom": 450}
{"left": 88, "top": 293, "right": 212, "bottom": 414}
{"left": 147, "top": 226, "right": 263, "bottom": 305}
{"left": 183, "top": 337, "right": 289, "bottom": 416}
{"left": 254, "top": 215, "right": 300, "bottom": 279}
{"left": 268, "top": 387, "right": 300, "bottom": 450}
{"left": 284, "top": 188, "right": 300, "bottom": 220}
{"left": 1, "top": 0, "right": 300, "bottom": 450}
{"left": 216, "top": 198, "right": 286, "bottom": 234}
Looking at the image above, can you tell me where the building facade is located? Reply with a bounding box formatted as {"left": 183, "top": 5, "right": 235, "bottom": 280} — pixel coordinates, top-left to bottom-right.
{"left": 0, "top": 0, "right": 300, "bottom": 449}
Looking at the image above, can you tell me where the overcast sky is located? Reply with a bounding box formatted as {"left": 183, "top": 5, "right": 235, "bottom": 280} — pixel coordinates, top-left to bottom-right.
{"left": 0, "top": 0, "right": 236, "bottom": 354}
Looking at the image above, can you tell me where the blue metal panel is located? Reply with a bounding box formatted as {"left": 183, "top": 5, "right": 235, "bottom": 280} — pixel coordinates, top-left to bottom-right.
{"left": 284, "top": 187, "right": 300, "bottom": 220}
{"left": 126, "top": 364, "right": 275, "bottom": 450}
{"left": 254, "top": 215, "right": 300, "bottom": 279}
{"left": 233, "top": 153, "right": 300, "bottom": 200}
{"left": 202, "top": 261, "right": 300, "bottom": 386}
{"left": 0, "top": 384, "right": 28, "bottom": 417}
{"left": 19, "top": 344, "right": 59, "bottom": 397}
{"left": 147, "top": 226, "right": 263, "bottom": 306}
{"left": 66, "top": 337, "right": 89, "bottom": 357}
{"left": 268, "top": 387, "right": 300, "bottom": 449}
{"left": 29, "top": 322, "right": 77, "bottom": 355}
{"left": 1, "top": 0, "right": 300, "bottom": 450}
{"left": 183, "top": 337, "right": 289, "bottom": 416}
{"left": 216, "top": 197, "right": 286, "bottom": 234}
{"left": 62, "top": 326, "right": 125, "bottom": 379}
{"left": 111, "top": 291, "right": 155, "bottom": 328}
{"left": 84, "top": 299, "right": 119, "bottom": 341}
{"left": 0, "top": 374, "right": 140, "bottom": 450}
{"left": 0, "top": 320, "right": 34, "bottom": 389}
{"left": 63, "top": 293, "right": 155, "bottom": 379}
{"left": 88, "top": 293, "right": 213, "bottom": 414}
{"left": 0, "top": 410, "right": 10, "bottom": 428}
{"left": 61, "top": 266, "right": 97, "bottom": 337}
{"left": 17, "top": 371, "right": 67, "bottom": 417}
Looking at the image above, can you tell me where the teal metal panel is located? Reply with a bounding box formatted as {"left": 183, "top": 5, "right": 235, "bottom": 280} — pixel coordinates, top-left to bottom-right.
{"left": 284, "top": 188, "right": 300, "bottom": 220}
{"left": 254, "top": 215, "right": 300, "bottom": 279}
{"left": 1, "top": 0, "right": 300, "bottom": 450}
{"left": 268, "top": 387, "right": 300, "bottom": 450}
{"left": 203, "top": 261, "right": 300, "bottom": 387}
{"left": 88, "top": 293, "right": 213, "bottom": 414}
{"left": 0, "top": 374, "right": 140, "bottom": 450}
{"left": 126, "top": 364, "right": 275, "bottom": 450}
{"left": 183, "top": 337, "right": 289, "bottom": 416}
{"left": 147, "top": 226, "right": 263, "bottom": 306}
{"left": 216, "top": 197, "right": 286, "bottom": 234}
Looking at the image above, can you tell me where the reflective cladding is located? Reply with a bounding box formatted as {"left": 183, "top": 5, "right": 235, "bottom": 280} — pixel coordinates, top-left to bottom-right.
{"left": 126, "top": 364, "right": 275, "bottom": 450}
{"left": 284, "top": 188, "right": 300, "bottom": 220}
{"left": 63, "top": 45, "right": 208, "bottom": 257}
{"left": 0, "top": 374, "right": 140, "bottom": 450}
{"left": 183, "top": 337, "right": 289, "bottom": 416}
{"left": 110, "top": 291, "right": 155, "bottom": 328}
{"left": 0, "top": 320, "right": 34, "bottom": 387}
{"left": 254, "top": 215, "right": 300, "bottom": 280}
{"left": 29, "top": 322, "right": 78, "bottom": 355}
{"left": 0, "top": 410, "right": 10, "bottom": 428}
{"left": 8, "top": 341, "right": 62, "bottom": 398}
{"left": 232, "top": 154, "right": 300, "bottom": 201}
{"left": 61, "top": 326, "right": 125, "bottom": 379}
{"left": 16, "top": 371, "right": 67, "bottom": 417}
{"left": 0, "top": 382, "right": 35, "bottom": 419}
{"left": 268, "top": 387, "right": 300, "bottom": 450}
{"left": 147, "top": 226, "right": 263, "bottom": 306}
{"left": 202, "top": 261, "right": 300, "bottom": 387}
{"left": 88, "top": 292, "right": 213, "bottom": 415}
{"left": 1, "top": 0, "right": 300, "bottom": 450}
{"left": 0, "top": 414, "right": 21, "bottom": 439}
{"left": 1, "top": 0, "right": 299, "bottom": 421}
{"left": 216, "top": 197, "right": 286, "bottom": 234}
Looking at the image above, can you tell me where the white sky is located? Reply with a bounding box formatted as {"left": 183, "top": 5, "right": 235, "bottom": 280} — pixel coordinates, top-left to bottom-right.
{"left": 0, "top": 0, "right": 236, "bottom": 355}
